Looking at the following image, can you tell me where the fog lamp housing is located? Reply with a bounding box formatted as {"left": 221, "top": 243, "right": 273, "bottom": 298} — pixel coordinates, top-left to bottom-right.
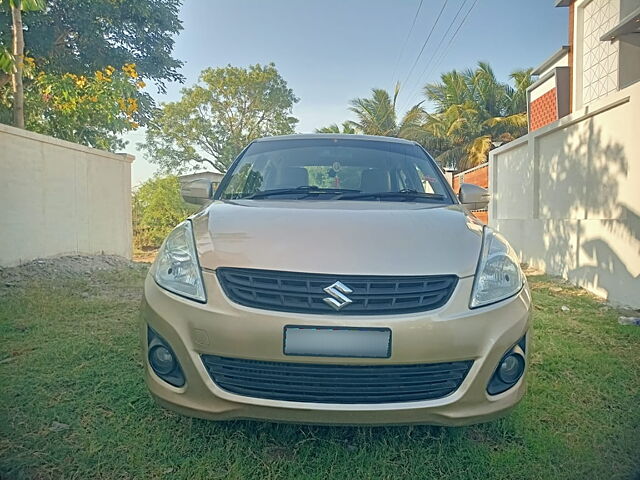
{"left": 497, "top": 353, "right": 525, "bottom": 384}
{"left": 487, "top": 337, "right": 526, "bottom": 395}
{"left": 149, "top": 345, "right": 176, "bottom": 375}
{"left": 147, "top": 326, "right": 185, "bottom": 387}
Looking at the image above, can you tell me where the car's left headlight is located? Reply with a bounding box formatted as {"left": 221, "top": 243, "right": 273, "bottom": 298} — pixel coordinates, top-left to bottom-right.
{"left": 470, "top": 227, "right": 523, "bottom": 308}
{"left": 154, "top": 220, "right": 206, "bottom": 303}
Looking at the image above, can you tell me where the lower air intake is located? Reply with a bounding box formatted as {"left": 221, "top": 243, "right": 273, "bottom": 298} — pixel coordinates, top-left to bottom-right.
{"left": 201, "top": 355, "right": 472, "bottom": 404}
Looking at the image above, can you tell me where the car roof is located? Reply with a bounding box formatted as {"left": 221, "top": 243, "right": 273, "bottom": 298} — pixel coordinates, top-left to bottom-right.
{"left": 253, "top": 134, "right": 417, "bottom": 145}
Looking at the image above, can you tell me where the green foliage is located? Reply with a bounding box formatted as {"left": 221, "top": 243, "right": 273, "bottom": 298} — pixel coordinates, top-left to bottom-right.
{"left": 0, "top": 0, "right": 44, "bottom": 11}
{"left": 348, "top": 82, "right": 426, "bottom": 140}
{"left": 0, "top": 0, "right": 184, "bottom": 90}
{"left": 142, "top": 63, "right": 299, "bottom": 174}
{"left": 0, "top": 0, "right": 45, "bottom": 77}
{"left": 325, "top": 63, "right": 534, "bottom": 171}
{"left": 509, "top": 68, "right": 536, "bottom": 114}
{"left": 0, "top": 64, "right": 144, "bottom": 150}
{"left": 422, "top": 62, "right": 534, "bottom": 170}
{"left": 0, "top": 0, "right": 46, "bottom": 128}
{"left": 132, "top": 176, "right": 195, "bottom": 249}
{"left": 0, "top": 48, "right": 12, "bottom": 73}
{"left": 315, "top": 121, "right": 356, "bottom": 134}
{"left": 0, "top": 0, "right": 182, "bottom": 132}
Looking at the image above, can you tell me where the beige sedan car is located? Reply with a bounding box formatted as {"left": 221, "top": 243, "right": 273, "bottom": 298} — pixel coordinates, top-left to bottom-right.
{"left": 141, "top": 134, "right": 530, "bottom": 426}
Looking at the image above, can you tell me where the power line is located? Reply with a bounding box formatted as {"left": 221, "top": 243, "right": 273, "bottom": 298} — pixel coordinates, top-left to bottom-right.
{"left": 399, "top": 0, "right": 449, "bottom": 91}
{"left": 389, "top": 0, "right": 425, "bottom": 88}
{"left": 413, "top": 0, "right": 470, "bottom": 88}
{"left": 400, "top": 0, "right": 471, "bottom": 110}
{"left": 425, "top": 0, "right": 480, "bottom": 84}
{"left": 399, "top": 0, "right": 472, "bottom": 112}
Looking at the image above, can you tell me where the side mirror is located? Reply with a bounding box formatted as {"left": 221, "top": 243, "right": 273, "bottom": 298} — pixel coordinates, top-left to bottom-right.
{"left": 181, "top": 179, "right": 213, "bottom": 205}
{"left": 458, "top": 183, "right": 490, "bottom": 210}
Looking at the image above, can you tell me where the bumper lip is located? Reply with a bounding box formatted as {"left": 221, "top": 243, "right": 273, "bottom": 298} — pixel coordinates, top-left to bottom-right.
{"left": 141, "top": 271, "right": 531, "bottom": 424}
{"left": 150, "top": 394, "right": 522, "bottom": 427}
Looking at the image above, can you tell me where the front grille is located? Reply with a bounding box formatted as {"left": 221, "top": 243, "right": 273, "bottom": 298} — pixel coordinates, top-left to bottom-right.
{"left": 216, "top": 268, "right": 458, "bottom": 315}
{"left": 202, "top": 355, "right": 473, "bottom": 404}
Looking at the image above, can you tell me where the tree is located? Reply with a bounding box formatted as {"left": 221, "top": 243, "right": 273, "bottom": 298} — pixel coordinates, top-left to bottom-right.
{"left": 0, "top": 0, "right": 44, "bottom": 128}
{"left": 3, "top": 64, "right": 146, "bottom": 150}
{"left": 508, "top": 68, "right": 535, "bottom": 114}
{"left": 422, "top": 62, "right": 533, "bottom": 170}
{"left": 315, "top": 121, "right": 356, "bottom": 134}
{"left": 142, "top": 63, "right": 299, "bottom": 174}
{"left": 1, "top": 0, "right": 184, "bottom": 91}
{"left": 1, "top": 0, "right": 183, "bottom": 131}
{"left": 132, "top": 175, "right": 196, "bottom": 249}
{"left": 348, "top": 83, "right": 426, "bottom": 141}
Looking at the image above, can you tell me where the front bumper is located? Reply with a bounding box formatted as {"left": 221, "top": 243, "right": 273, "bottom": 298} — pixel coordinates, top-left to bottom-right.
{"left": 140, "top": 271, "right": 531, "bottom": 426}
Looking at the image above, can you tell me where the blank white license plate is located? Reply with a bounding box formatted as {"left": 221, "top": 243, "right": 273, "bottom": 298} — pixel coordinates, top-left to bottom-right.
{"left": 284, "top": 326, "right": 391, "bottom": 358}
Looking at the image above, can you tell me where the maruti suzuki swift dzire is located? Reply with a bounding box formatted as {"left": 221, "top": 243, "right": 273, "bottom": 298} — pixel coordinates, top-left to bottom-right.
{"left": 140, "top": 134, "right": 530, "bottom": 425}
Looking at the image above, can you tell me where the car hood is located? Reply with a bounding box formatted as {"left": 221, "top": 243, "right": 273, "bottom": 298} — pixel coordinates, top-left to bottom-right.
{"left": 191, "top": 200, "right": 484, "bottom": 277}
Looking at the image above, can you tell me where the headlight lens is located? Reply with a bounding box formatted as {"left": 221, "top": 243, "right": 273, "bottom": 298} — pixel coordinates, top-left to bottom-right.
{"left": 470, "top": 227, "right": 523, "bottom": 308}
{"left": 154, "top": 220, "right": 206, "bottom": 302}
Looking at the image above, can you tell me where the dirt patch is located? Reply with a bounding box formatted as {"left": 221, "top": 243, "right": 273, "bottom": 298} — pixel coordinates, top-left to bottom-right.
{"left": 0, "top": 255, "right": 146, "bottom": 295}
{"left": 133, "top": 248, "right": 158, "bottom": 263}
{"left": 521, "top": 263, "right": 544, "bottom": 276}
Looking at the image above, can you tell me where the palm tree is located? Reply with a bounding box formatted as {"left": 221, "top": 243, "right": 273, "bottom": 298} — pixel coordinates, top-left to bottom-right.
{"left": 348, "top": 83, "right": 426, "bottom": 141}
{"left": 422, "top": 62, "right": 533, "bottom": 170}
{"left": 508, "top": 67, "right": 535, "bottom": 114}
{"left": 1, "top": 0, "right": 45, "bottom": 128}
{"left": 315, "top": 121, "right": 357, "bottom": 134}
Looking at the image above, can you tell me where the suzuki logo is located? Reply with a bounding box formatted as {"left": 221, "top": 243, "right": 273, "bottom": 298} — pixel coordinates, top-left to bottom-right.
{"left": 323, "top": 281, "right": 353, "bottom": 310}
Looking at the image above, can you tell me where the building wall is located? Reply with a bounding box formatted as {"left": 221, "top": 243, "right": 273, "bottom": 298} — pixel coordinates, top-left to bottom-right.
{"left": 534, "top": 51, "right": 570, "bottom": 78}
{"left": 451, "top": 174, "right": 460, "bottom": 193}
{"left": 528, "top": 58, "right": 570, "bottom": 132}
{"left": 530, "top": 88, "right": 559, "bottom": 131}
{"left": 0, "top": 124, "right": 134, "bottom": 266}
{"left": 451, "top": 163, "right": 488, "bottom": 193}
{"left": 574, "top": 0, "right": 621, "bottom": 109}
{"left": 489, "top": 82, "right": 640, "bottom": 308}
{"left": 529, "top": 75, "right": 558, "bottom": 102}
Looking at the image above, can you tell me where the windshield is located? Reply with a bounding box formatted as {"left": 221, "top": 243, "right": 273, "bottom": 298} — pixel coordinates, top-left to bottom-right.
{"left": 216, "top": 137, "right": 453, "bottom": 203}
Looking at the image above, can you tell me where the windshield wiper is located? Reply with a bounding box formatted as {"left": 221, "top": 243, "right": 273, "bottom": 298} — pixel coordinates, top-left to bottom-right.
{"left": 243, "top": 186, "right": 361, "bottom": 199}
{"left": 334, "top": 189, "right": 445, "bottom": 202}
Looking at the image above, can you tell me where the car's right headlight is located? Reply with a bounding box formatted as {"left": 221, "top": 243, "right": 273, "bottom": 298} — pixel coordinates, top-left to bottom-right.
{"left": 470, "top": 227, "right": 523, "bottom": 308}
{"left": 154, "top": 220, "right": 206, "bottom": 303}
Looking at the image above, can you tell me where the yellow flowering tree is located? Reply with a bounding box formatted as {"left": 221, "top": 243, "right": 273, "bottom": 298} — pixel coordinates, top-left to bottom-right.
{"left": 1, "top": 62, "right": 145, "bottom": 150}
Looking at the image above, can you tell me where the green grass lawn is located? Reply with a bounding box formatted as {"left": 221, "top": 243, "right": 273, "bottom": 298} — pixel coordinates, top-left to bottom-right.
{"left": 1, "top": 265, "right": 639, "bottom": 480}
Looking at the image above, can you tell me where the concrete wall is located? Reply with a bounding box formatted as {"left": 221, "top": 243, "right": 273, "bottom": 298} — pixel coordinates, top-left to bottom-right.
{"left": 0, "top": 123, "right": 134, "bottom": 266}
{"left": 489, "top": 81, "right": 640, "bottom": 308}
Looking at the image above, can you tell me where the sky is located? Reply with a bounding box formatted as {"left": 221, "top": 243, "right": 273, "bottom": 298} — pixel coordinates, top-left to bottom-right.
{"left": 125, "top": 0, "right": 568, "bottom": 185}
